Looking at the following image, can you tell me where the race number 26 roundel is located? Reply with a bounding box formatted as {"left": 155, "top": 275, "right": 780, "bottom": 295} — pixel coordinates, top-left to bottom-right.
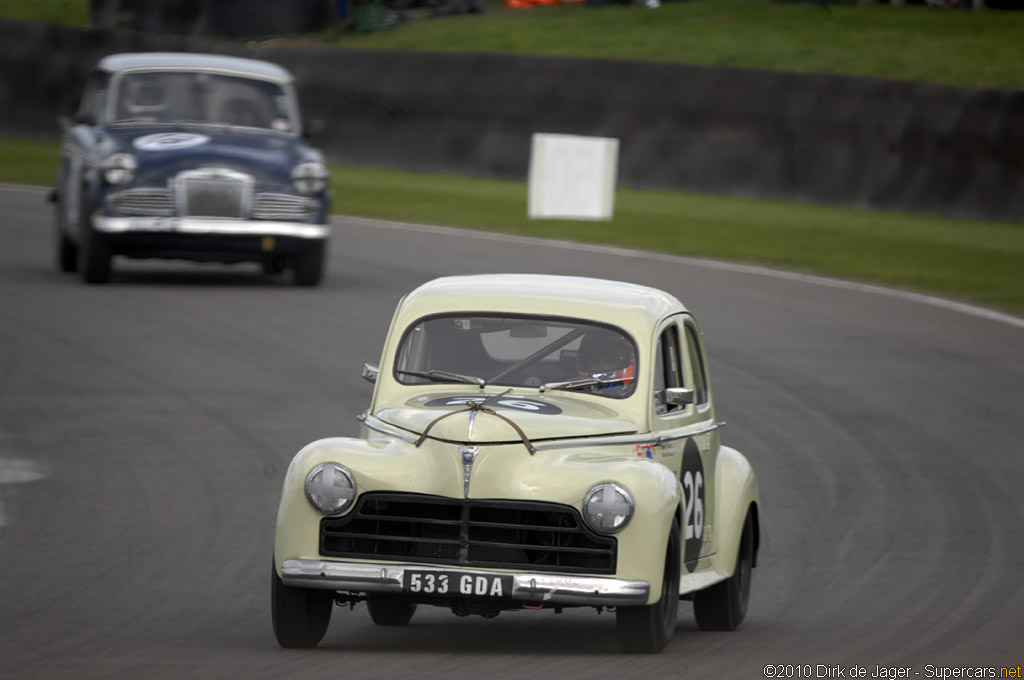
{"left": 681, "top": 438, "right": 705, "bottom": 572}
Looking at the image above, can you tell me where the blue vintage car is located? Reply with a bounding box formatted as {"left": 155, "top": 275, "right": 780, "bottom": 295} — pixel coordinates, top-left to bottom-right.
{"left": 53, "top": 52, "right": 331, "bottom": 285}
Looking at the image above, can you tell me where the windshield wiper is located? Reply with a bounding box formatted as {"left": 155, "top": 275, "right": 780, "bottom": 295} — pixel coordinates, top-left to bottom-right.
{"left": 396, "top": 369, "right": 486, "bottom": 387}
{"left": 538, "top": 377, "right": 632, "bottom": 393}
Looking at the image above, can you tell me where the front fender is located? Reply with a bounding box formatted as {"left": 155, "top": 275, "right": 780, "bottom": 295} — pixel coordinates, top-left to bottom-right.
{"left": 710, "top": 445, "right": 760, "bottom": 579}
{"left": 274, "top": 436, "right": 462, "bottom": 575}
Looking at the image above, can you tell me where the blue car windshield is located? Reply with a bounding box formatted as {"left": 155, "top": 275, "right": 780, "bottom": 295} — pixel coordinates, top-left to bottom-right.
{"left": 394, "top": 315, "right": 638, "bottom": 399}
{"left": 111, "top": 71, "right": 294, "bottom": 132}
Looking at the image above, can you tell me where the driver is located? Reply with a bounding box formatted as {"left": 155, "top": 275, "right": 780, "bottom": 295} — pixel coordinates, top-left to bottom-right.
{"left": 576, "top": 330, "right": 635, "bottom": 395}
{"left": 122, "top": 77, "right": 168, "bottom": 121}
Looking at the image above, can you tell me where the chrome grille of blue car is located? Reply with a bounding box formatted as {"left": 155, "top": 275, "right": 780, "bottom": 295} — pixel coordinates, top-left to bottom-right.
{"left": 251, "top": 193, "right": 316, "bottom": 221}
{"left": 107, "top": 188, "right": 174, "bottom": 217}
{"left": 174, "top": 168, "right": 253, "bottom": 218}
{"left": 319, "top": 492, "right": 617, "bottom": 575}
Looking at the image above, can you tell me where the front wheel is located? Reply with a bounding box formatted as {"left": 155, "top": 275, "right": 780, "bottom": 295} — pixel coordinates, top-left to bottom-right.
{"left": 616, "top": 518, "right": 680, "bottom": 653}
{"left": 78, "top": 196, "right": 112, "bottom": 284}
{"left": 271, "top": 559, "right": 333, "bottom": 648}
{"left": 693, "top": 511, "right": 753, "bottom": 631}
{"left": 292, "top": 241, "right": 326, "bottom": 287}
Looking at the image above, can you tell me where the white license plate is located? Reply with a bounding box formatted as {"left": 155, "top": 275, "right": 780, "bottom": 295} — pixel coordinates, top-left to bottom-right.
{"left": 402, "top": 570, "right": 512, "bottom": 598}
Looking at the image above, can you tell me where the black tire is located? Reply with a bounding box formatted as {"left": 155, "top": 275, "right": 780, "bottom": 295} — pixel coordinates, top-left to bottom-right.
{"left": 693, "top": 512, "right": 753, "bottom": 631}
{"left": 271, "top": 559, "right": 333, "bottom": 648}
{"left": 53, "top": 186, "right": 78, "bottom": 273}
{"left": 367, "top": 597, "right": 417, "bottom": 626}
{"left": 78, "top": 192, "right": 112, "bottom": 284}
{"left": 616, "top": 518, "right": 680, "bottom": 653}
{"left": 292, "top": 241, "right": 326, "bottom": 287}
{"left": 57, "top": 230, "right": 79, "bottom": 273}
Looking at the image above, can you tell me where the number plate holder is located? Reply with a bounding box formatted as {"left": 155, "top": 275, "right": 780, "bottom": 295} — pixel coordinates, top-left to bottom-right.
{"left": 402, "top": 570, "right": 513, "bottom": 598}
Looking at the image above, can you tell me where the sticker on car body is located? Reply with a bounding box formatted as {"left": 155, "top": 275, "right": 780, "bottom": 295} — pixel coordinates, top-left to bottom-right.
{"left": 682, "top": 438, "right": 705, "bottom": 573}
{"left": 133, "top": 132, "right": 211, "bottom": 151}
{"left": 423, "top": 396, "right": 562, "bottom": 415}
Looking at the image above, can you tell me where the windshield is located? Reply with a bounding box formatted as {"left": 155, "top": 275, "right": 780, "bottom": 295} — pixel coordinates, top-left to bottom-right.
{"left": 394, "top": 315, "right": 638, "bottom": 398}
{"left": 111, "top": 71, "right": 295, "bottom": 132}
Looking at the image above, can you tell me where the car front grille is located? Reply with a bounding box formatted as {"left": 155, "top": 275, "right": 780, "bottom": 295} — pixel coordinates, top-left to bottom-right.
{"left": 175, "top": 168, "right": 252, "bottom": 218}
{"left": 320, "top": 493, "right": 617, "bottom": 574}
{"left": 108, "top": 188, "right": 174, "bottom": 216}
{"left": 251, "top": 193, "right": 316, "bottom": 221}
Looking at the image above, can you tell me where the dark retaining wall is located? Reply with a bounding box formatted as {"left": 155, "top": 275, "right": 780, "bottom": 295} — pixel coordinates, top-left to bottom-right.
{"left": 2, "top": 19, "right": 1023, "bottom": 221}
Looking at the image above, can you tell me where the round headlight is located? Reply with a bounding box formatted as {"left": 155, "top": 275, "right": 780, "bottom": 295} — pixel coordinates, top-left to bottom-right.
{"left": 291, "top": 161, "right": 328, "bottom": 196}
{"left": 102, "top": 153, "right": 137, "bottom": 185}
{"left": 304, "top": 463, "right": 356, "bottom": 515}
{"left": 582, "top": 483, "right": 634, "bottom": 534}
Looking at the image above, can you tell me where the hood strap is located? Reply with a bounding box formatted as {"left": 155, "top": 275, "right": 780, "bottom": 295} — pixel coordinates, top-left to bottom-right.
{"left": 414, "top": 399, "right": 536, "bottom": 455}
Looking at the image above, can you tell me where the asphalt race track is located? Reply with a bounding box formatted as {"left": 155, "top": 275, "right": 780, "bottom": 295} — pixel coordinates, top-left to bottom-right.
{"left": 2, "top": 183, "right": 1022, "bottom": 679}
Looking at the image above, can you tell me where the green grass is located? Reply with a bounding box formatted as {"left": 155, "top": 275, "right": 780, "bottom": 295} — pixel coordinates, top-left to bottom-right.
{"left": 0, "top": 0, "right": 88, "bottom": 25}
{"left": 0, "top": 137, "right": 60, "bottom": 186}
{"left": 7, "top": 136, "right": 1020, "bottom": 312}
{"left": 334, "top": 164, "right": 1024, "bottom": 312}
{"left": 299, "top": 0, "right": 1024, "bottom": 90}
{"left": 3, "top": 0, "right": 1024, "bottom": 89}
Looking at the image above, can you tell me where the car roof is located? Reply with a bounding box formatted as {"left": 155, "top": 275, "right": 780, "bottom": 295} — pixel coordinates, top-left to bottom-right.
{"left": 394, "top": 274, "right": 687, "bottom": 336}
{"left": 97, "top": 52, "right": 293, "bottom": 82}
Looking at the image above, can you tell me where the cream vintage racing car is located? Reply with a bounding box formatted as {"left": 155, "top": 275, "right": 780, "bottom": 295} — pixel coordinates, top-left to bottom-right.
{"left": 272, "top": 274, "right": 760, "bottom": 653}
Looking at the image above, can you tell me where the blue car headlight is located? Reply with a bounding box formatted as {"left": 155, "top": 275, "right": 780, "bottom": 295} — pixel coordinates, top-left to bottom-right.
{"left": 102, "top": 153, "right": 138, "bottom": 186}
{"left": 292, "top": 161, "right": 328, "bottom": 196}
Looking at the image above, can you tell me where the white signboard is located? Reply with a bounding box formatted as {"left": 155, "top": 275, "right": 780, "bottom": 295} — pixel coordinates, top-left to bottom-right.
{"left": 528, "top": 133, "right": 618, "bottom": 221}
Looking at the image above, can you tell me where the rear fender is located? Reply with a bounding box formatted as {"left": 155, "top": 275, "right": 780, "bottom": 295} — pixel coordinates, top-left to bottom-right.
{"left": 710, "top": 446, "right": 760, "bottom": 578}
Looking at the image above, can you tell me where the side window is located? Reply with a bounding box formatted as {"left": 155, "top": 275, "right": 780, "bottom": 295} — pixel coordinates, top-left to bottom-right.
{"left": 654, "top": 325, "right": 684, "bottom": 415}
{"left": 684, "top": 323, "right": 709, "bottom": 406}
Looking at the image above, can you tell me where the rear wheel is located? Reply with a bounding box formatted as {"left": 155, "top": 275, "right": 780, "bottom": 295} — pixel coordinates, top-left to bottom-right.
{"left": 292, "top": 241, "right": 325, "bottom": 287}
{"left": 271, "top": 559, "right": 333, "bottom": 648}
{"left": 367, "top": 597, "right": 417, "bottom": 626}
{"left": 616, "top": 518, "right": 680, "bottom": 653}
{"left": 693, "top": 512, "right": 753, "bottom": 631}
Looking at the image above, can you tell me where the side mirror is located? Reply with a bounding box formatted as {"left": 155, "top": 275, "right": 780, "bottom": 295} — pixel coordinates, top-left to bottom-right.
{"left": 664, "top": 387, "right": 695, "bottom": 407}
{"left": 361, "top": 363, "right": 379, "bottom": 384}
{"left": 74, "top": 111, "right": 97, "bottom": 126}
{"left": 303, "top": 119, "right": 324, "bottom": 139}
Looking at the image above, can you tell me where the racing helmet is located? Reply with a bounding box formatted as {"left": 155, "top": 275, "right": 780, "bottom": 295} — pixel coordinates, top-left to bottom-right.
{"left": 577, "top": 330, "right": 635, "bottom": 376}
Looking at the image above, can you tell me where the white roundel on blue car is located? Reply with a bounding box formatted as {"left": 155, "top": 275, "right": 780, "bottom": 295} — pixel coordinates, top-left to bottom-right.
{"left": 133, "top": 132, "right": 211, "bottom": 151}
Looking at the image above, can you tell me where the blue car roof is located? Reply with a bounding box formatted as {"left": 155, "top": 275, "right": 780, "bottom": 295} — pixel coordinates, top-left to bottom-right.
{"left": 98, "top": 52, "right": 293, "bottom": 83}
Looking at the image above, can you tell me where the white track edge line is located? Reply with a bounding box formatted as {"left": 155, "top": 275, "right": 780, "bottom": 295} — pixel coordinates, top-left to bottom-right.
{"left": 335, "top": 214, "right": 1024, "bottom": 331}
{"left": 5, "top": 185, "right": 1018, "bottom": 330}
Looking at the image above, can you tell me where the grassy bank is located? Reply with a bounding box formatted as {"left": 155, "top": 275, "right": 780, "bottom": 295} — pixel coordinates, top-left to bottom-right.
{"left": 5, "top": 136, "right": 1022, "bottom": 313}
{"left": 3, "top": 0, "right": 1024, "bottom": 90}
{"left": 320, "top": 0, "right": 1024, "bottom": 90}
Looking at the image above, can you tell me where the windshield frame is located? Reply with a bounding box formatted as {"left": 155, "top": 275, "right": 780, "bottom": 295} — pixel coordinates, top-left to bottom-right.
{"left": 391, "top": 312, "right": 640, "bottom": 399}
{"left": 104, "top": 67, "right": 301, "bottom": 134}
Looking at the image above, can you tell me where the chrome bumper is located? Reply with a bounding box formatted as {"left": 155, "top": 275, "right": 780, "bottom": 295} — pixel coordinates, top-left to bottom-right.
{"left": 280, "top": 559, "right": 651, "bottom": 607}
{"left": 93, "top": 216, "right": 328, "bottom": 239}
